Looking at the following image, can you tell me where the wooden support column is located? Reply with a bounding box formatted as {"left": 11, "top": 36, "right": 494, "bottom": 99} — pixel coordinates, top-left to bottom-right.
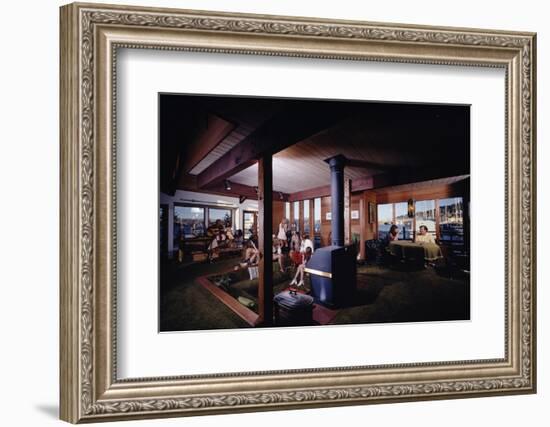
{"left": 359, "top": 194, "right": 366, "bottom": 261}
{"left": 258, "top": 155, "right": 273, "bottom": 326}
{"left": 344, "top": 178, "right": 352, "bottom": 245}
{"left": 435, "top": 199, "right": 441, "bottom": 241}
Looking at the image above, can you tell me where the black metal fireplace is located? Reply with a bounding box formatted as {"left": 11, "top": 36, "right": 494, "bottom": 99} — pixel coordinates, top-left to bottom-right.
{"left": 305, "top": 155, "right": 357, "bottom": 307}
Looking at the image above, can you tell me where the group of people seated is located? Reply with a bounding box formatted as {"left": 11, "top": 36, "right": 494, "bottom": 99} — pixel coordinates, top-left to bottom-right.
{"left": 239, "top": 217, "right": 315, "bottom": 288}
{"left": 205, "top": 220, "right": 244, "bottom": 261}
{"left": 386, "top": 224, "right": 436, "bottom": 244}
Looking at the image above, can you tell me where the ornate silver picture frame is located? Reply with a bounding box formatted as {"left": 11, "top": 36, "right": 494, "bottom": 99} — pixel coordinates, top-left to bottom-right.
{"left": 60, "top": 2, "right": 536, "bottom": 423}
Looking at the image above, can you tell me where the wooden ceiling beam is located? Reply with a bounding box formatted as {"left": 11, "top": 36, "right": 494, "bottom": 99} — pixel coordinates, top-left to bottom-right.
{"left": 288, "top": 185, "right": 331, "bottom": 202}
{"left": 287, "top": 167, "right": 468, "bottom": 201}
{"left": 177, "top": 173, "right": 289, "bottom": 202}
{"left": 196, "top": 103, "right": 359, "bottom": 189}
{"left": 181, "top": 113, "right": 236, "bottom": 173}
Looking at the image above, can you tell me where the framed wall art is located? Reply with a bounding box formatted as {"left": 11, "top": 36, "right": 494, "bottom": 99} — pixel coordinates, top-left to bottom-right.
{"left": 60, "top": 2, "right": 537, "bottom": 423}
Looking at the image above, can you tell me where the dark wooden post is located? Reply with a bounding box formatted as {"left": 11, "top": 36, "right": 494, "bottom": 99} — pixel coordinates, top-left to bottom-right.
{"left": 435, "top": 199, "right": 441, "bottom": 241}
{"left": 258, "top": 155, "right": 273, "bottom": 326}
{"left": 359, "top": 194, "right": 366, "bottom": 261}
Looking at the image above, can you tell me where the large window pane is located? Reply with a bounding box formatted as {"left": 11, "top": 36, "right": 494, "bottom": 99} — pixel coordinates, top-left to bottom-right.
{"left": 284, "top": 202, "right": 290, "bottom": 222}
{"left": 243, "top": 211, "right": 256, "bottom": 240}
{"left": 377, "top": 203, "right": 393, "bottom": 240}
{"left": 293, "top": 201, "right": 300, "bottom": 232}
{"left": 208, "top": 208, "right": 232, "bottom": 228}
{"left": 415, "top": 200, "right": 436, "bottom": 236}
{"left": 314, "top": 198, "right": 321, "bottom": 233}
{"left": 395, "top": 202, "right": 413, "bottom": 240}
{"left": 303, "top": 200, "right": 310, "bottom": 235}
{"left": 174, "top": 206, "right": 205, "bottom": 247}
{"left": 439, "top": 197, "right": 464, "bottom": 243}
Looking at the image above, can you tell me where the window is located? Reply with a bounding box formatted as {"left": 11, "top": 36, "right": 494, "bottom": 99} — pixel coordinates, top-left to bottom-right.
{"left": 377, "top": 203, "right": 393, "bottom": 240}
{"left": 377, "top": 197, "right": 466, "bottom": 243}
{"left": 208, "top": 208, "right": 232, "bottom": 228}
{"left": 284, "top": 202, "right": 290, "bottom": 222}
{"left": 293, "top": 201, "right": 300, "bottom": 232}
{"left": 303, "top": 200, "right": 310, "bottom": 235}
{"left": 395, "top": 202, "right": 413, "bottom": 240}
{"left": 376, "top": 202, "right": 417, "bottom": 241}
{"left": 243, "top": 211, "right": 257, "bottom": 240}
{"left": 174, "top": 206, "right": 205, "bottom": 247}
{"left": 173, "top": 204, "right": 236, "bottom": 247}
{"left": 439, "top": 197, "right": 464, "bottom": 244}
{"left": 314, "top": 198, "right": 321, "bottom": 234}
{"left": 415, "top": 200, "right": 436, "bottom": 237}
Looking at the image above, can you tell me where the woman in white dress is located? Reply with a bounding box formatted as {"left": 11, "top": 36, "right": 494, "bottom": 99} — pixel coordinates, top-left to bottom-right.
{"left": 277, "top": 218, "right": 288, "bottom": 247}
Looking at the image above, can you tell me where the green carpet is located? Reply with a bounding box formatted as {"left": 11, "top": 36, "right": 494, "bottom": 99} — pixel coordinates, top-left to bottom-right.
{"left": 160, "top": 259, "right": 469, "bottom": 332}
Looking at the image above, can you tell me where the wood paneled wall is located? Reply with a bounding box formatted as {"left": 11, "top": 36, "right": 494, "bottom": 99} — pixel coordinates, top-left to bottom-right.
{"left": 272, "top": 200, "right": 285, "bottom": 236}
{"left": 375, "top": 181, "right": 467, "bottom": 205}
{"left": 320, "top": 193, "right": 364, "bottom": 246}
{"left": 363, "top": 191, "right": 377, "bottom": 240}
{"left": 320, "top": 196, "right": 332, "bottom": 246}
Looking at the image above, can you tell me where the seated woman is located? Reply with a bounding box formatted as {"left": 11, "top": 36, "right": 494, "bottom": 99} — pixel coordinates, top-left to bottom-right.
{"left": 206, "top": 219, "right": 225, "bottom": 237}
{"left": 289, "top": 231, "right": 302, "bottom": 266}
{"left": 233, "top": 229, "right": 244, "bottom": 248}
{"left": 207, "top": 233, "right": 220, "bottom": 261}
{"left": 387, "top": 224, "right": 399, "bottom": 243}
{"left": 415, "top": 225, "right": 435, "bottom": 244}
{"left": 290, "top": 246, "right": 313, "bottom": 288}
{"left": 300, "top": 234, "right": 314, "bottom": 253}
{"left": 242, "top": 239, "right": 259, "bottom": 265}
{"left": 272, "top": 238, "right": 286, "bottom": 273}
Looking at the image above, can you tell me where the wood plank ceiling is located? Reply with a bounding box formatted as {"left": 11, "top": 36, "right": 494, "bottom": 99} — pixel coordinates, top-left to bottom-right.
{"left": 160, "top": 94, "right": 470, "bottom": 196}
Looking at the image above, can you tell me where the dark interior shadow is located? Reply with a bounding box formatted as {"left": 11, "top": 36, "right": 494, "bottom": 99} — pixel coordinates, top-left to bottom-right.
{"left": 349, "top": 274, "right": 386, "bottom": 305}
{"left": 35, "top": 404, "right": 58, "bottom": 419}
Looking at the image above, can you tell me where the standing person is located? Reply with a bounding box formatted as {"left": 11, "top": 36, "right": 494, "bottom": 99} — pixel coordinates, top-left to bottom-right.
{"left": 277, "top": 218, "right": 288, "bottom": 247}
{"left": 178, "top": 233, "right": 185, "bottom": 263}
{"left": 290, "top": 247, "right": 313, "bottom": 287}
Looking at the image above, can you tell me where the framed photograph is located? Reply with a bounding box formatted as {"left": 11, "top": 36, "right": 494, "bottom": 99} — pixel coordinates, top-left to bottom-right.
{"left": 60, "top": 2, "right": 536, "bottom": 423}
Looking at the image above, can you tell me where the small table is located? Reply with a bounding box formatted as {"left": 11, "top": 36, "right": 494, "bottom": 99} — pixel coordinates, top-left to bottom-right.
{"left": 389, "top": 241, "right": 443, "bottom": 263}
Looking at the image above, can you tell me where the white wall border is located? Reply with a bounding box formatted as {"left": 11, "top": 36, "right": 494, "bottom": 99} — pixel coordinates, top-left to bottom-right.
{"left": 116, "top": 48, "right": 505, "bottom": 378}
